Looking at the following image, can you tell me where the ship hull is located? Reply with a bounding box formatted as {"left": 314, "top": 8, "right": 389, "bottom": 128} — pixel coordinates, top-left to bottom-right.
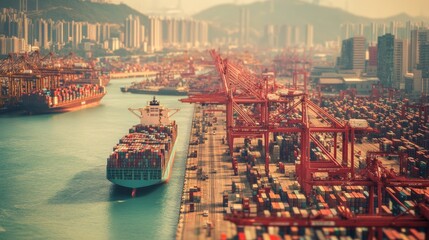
{"left": 124, "top": 88, "right": 188, "bottom": 96}
{"left": 107, "top": 135, "right": 177, "bottom": 188}
{"left": 23, "top": 93, "right": 105, "bottom": 114}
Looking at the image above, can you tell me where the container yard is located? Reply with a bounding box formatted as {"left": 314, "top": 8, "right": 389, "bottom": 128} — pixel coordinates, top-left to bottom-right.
{"left": 176, "top": 50, "right": 429, "bottom": 240}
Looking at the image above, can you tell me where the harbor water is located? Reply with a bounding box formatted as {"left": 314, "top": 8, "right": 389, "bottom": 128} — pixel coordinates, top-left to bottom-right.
{"left": 0, "top": 78, "right": 194, "bottom": 240}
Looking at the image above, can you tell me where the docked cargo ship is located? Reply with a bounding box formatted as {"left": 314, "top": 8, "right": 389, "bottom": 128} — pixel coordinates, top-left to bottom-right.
{"left": 21, "top": 84, "right": 106, "bottom": 114}
{"left": 121, "top": 85, "right": 188, "bottom": 96}
{"left": 106, "top": 97, "right": 179, "bottom": 188}
{"left": 121, "top": 75, "right": 189, "bottom": 96}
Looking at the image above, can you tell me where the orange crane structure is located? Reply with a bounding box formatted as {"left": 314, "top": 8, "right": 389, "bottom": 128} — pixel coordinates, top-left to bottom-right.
{"left": 370, "top": 83, "right": 400, "bottom": 101}
{"left": 181, "top": 50, "right": 429, "bottom": 239}
{"left": 273, "top": 50, "right": 311, "bottom": 90}
{"left": 182, "top": 50, "right": 373, "bottom": 194}
{"left": 401, "top": 100, "right": 429, "bottom": 124}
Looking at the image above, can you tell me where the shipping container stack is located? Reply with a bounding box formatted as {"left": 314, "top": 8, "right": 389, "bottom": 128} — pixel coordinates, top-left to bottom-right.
{"left": 189, "top": 186, "right": 201, "bottom": 204}
{"left": 22, "top": 84, "right": 105, "bottom": 107}
{"left": 270, "top": 133, "right": 299, "bottom": 163}
{"left": 281, "top": 136, "right": 329, "bottom": 164}
{"left": 106, "top": 124, "right": 175, "bottom": 180}
{"left": 320, "top": 97, "right": 429, "bottom": 179}
{"left": 223, "top": 143, "right": 428, "bottom": 239}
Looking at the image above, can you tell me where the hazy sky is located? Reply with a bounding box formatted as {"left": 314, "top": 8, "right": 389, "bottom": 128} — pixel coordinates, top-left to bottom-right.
{"left": 116, "top": 0, "right": 429, "bottom": 18}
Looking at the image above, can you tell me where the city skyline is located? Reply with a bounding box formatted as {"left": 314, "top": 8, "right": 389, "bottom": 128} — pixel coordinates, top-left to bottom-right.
{"left": 115, "top": 0, "right": 429, "bottom": 18}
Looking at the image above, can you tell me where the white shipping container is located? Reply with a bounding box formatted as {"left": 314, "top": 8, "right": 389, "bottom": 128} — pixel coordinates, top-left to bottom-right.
{"left": 349, "top": 119, "right": 369, "bottom": 128}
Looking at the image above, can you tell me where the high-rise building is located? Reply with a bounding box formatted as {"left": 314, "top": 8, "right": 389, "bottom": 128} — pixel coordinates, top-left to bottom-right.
{"left": 367, "top": 45, "right": 378, "bottom": 75}
{"left": 163, "top": 17, "right": 179, "bottom": 48}
{"left": 98, "top": 23, "right": 110, "bottom": 43}
{"left": 409, "top": 29, "right": 429, "bottom": 72}
{"left": 396, "top": 22, "right": 408, "bottom": 40}
{"left": 393, "top": 39, "right": 407, "bottom": 89}
{"left": 46, "top": 19, "right": 54, "bottom": 45}
{"left": 82, "top": 22, "right": 97, "bottom": 41}
{"left": 239, "top": 7, "right": 250, "bottom": 45}
{"left": 34, "top": 18, "right": 49, "bottom": 49}
{"left": 53, "top": 21, "right": 64, "bottom": 50}
{"left": 0, "top": 35, "right": 26, "bottom": 54}
{"left": 125, "top": 15, "right": 141, "bottom": 49}
{"left": 378, "top": 24, "right": 387, "bottom": 37}
{"left": 419, "top": 43, "right": 429, "bottom": 94}
{"left": 340, "top": 23, "right": 353, "bottom": 40}
{"left": 148, "top": 16, "right": 162, "bottom": 52}
{"left": 411, "top": 41, "right": 429, "bottom": 95}
{"left": 418, "top": 43, "right": 429, "bottom": 76}
{"left": 0, "top": 6, "right": 213, "bottom": 54}
{"left": 389, "top": 21, "right": 398, "bottom": 36}
{"left": 63, "top": 21, "right": 72, "bottom": 44}
{"left": 0, "top": 36, "right": 5, "bottom": 55}
{"left": 405, "top": 21, "right": 412, "bottom": 40}
{"left": 368, "top": 22, "right": 378, "bottom": 45}
{"left": 368, "top": 46, "right": 377, "bottom": 66}
{"left": 305, "top": 24, "right": 314, "bottom": 49}
{"left": 109, "top": 37, "right": 120, "bottom": 51}
{"left": 178, "top": 18, "right": 188, "bottom": 48}
{"left": 363, "top": 25, "right": 371, "bottom": 45}
{"left": 198, "top": 21, "right": 208, "bottom": 48}
{"left": 339, "top": 36, "right": 366, "bottom": 72}
{"left": 18, "top": 12, "right": 28, "bottom": 44}
{"left": 377, "top": 34, "right": 395, "bottom": 87}
{"left": 189, "top": 19, "right": 198, "bottom": 48}
{"left": 70, "top": 22, "right": 80, "bottom": 48}
{"left": 279, "top": 25, "right": 292, "bottom": 49}
{"left": 0, "top": 9, "right": 28, "bottom": 42}
{"left": 264, "top": 24, "right": 275, "bottom": 48}
{"left": 293, "top": 26, "right": 300, "bottom": 46}
{"left": 72, "top": 21, "right": 82, "bottom": 49}
{"left": 171, "top": 19, "right": 179, "bottom": 46}
{"left": 356, "top": 24, "right": 364, "bottom": 36}
{"left": 19, "top": 0, "right": 27, "bottom": 12}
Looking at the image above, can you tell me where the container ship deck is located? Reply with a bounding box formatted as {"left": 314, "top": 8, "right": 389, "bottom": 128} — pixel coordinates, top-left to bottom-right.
{"left": 21, "top": 84, "right": 106, "bottom": 114}
{"left": 106, "top": 97, "right": 179, "bottom": 189}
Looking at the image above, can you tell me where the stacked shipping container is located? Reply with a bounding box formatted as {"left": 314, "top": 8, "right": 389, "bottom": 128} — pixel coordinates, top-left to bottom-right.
{"left": 22, "top": 84, "right": 105, "bottom": 107}
{"left": 106, "top": 124, "right": 175, "bottom": 180}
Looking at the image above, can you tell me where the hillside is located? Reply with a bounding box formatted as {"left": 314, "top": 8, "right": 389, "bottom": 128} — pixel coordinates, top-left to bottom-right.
{"left": 194, "top": 0, "right": 426, "bottom": 43}
{"left": 0, "top": 0, "right": 148, "bottom": 24}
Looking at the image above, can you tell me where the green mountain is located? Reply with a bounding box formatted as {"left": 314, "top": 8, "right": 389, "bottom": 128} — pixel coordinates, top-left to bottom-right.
{"left": 194, "top": 0, "right": 427, "bottom": 43}
{"left": 0, "top": 0, "right": 148, "bottom": 24}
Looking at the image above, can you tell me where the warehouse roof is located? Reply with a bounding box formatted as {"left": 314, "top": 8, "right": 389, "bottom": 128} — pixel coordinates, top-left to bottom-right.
{"left": 319, "top": 78, "right": 343, "bottom": 85}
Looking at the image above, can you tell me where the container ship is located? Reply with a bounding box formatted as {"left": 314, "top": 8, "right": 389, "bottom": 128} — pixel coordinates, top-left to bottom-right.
{"left": 121, "top": 74, "right": 189, "bottom": 96}
{"left": 121, "top": 85, "right": 188, "bottom": 96}
{"left": 106, "top": 97, "right": 179, "bottom": 189}
{"left": 21, "top": 84, "right": 106, "bottom": 114}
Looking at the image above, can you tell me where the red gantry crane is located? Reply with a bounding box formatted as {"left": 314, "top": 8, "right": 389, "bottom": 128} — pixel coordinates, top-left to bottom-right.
{"left": 181, "top": 50, "right": 370, "bottom": 194}
{"left": 181, "top": 50, "right": 429, "bottom": 240}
